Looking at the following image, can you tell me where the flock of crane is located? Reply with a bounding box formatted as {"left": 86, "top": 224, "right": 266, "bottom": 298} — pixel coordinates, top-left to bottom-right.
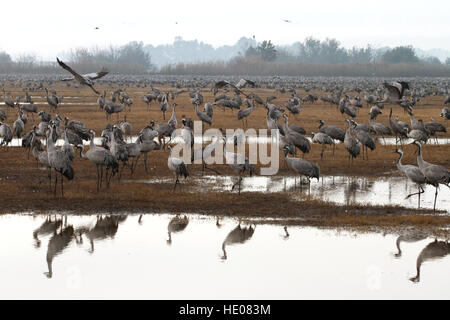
{"left": 0, "top": 59, "right": 449, "bottom": 211}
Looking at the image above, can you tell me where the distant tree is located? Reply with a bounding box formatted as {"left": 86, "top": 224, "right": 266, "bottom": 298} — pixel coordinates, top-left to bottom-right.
{"left": 422, "top": 56, "right": 442, "bottom": 64}
{"left": 0, "top": 51, "right": 12, "bottom": 63}
{"left": 446, "top": 57, "right": 450, "bottom": 65}
{"left": 118, "top": 41, "right": 151, "bottom": 68}
{"left": 381, "top": 46, "right": 419, "bottom": 63}
{"left": 320, "top": 38, "right": 348, "bottom": 63}
{"left": 257, "top": 40, "right": 277, "bottom": 62}
{"left": 275, "top": 48, "right": 297, "bottom": 62}
{"left": 299, "top": 37, "right": 321, "bottom": 63}
{"left": 245, "top": 46, "right": 259, "bottom": 58}
{"left": 348, "top": 45, "right": 373, "bottom": 63}
{"left": 15, "top": 54, "right": 37, "bottom": 69}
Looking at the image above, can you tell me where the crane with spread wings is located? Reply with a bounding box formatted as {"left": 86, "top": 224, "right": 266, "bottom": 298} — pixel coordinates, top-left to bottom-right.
{"left": 56, "top": 57, "right": 108, "bottom": 95}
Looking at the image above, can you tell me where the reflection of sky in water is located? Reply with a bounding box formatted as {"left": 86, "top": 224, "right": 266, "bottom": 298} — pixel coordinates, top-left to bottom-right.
{"left": 1, "top": 213, "right": 450, "bottom": 299}
{"left": 135, "top": 174, "right": 450, "bottom": 212}
{"left": 5, "top": 135, "right": 449, "bottom": 147}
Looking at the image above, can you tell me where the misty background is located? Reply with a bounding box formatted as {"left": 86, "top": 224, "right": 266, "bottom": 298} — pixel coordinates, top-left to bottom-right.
{"left": 1, "top": 36, "right": 450, "bottom": 76}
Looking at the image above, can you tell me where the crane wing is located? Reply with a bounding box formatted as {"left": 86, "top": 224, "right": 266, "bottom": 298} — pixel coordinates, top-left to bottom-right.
{"left": 384, "top": 83, "right": 401, "bottom": 100}
{"left": 56, "top": 58, "right": 85, "bottom": 83}
{"left": 84, "top": 67, "right": 109, "bottom": 80}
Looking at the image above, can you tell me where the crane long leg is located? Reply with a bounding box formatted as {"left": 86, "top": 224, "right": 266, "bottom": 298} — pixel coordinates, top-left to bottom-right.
{"left": 173, "top": 176, "right": 179, "bottom": 191}
{"left": 54, "top": 170, "right": 58, "bottom": 196}
{"left": 434, "top": 187, "right": 438, "bottom": 211}
{"left": 61, "top": 172, "right": 64, "bottom": 197}
{"left": 238, "top": 174, "right": 242, "bottom": 195}
{"left": 100, "top": 165, "right": 104, "bottom": 189}
{"left": 95, "top": 165, "right": 100, "bottom": 192}
{"left": 144, "top": 153, "right": 148, "bottom": 173}
{"left": 405, "top": 186, "right": 425, "bottom": 209}
{"left": 48, "top": 167, "right": 52, "bottom": 192}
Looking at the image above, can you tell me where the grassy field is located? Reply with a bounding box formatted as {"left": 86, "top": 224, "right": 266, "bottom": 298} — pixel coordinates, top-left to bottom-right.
{"left": 0, "top": 82, "right": 449, "bottom": 229}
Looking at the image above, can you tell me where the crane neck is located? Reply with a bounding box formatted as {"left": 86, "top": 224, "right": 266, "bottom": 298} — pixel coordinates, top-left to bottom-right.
{"left": 79, "top": 145, "right": 88, "bottom": 159}
{"left": 396, "top": 152, "right": 404, "bottom": 170}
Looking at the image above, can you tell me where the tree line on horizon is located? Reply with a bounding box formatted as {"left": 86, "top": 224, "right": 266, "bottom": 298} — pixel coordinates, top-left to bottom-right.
{"left": 0, "top": 36, "right": 449, "bottom": 76}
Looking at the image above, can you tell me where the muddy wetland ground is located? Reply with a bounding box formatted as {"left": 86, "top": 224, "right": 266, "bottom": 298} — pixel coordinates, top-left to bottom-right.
{"left": 0, "top": 78, "right": 449, "bottom": 235}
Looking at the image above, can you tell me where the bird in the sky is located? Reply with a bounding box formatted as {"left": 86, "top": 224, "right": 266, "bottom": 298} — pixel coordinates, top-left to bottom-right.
{"left": 57, "top": 58, "right": 108, "bottom": 95}
{"left": 282, "top": 19, "right": 292, "bottom": 23}
{"left": 95, "top": 27, "right": 99, "bottom": 30}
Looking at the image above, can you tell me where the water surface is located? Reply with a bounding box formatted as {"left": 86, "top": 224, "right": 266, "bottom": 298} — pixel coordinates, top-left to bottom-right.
{"left": 1, "top": 213, "right": 450, "bottom": 299}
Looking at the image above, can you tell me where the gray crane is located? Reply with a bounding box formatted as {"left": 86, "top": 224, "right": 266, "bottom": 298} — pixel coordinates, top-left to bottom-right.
{"left": 120, "top": 115, "right": 132, "bottom": 142}
{"left": 18, "top": 108, "right": 28, "bottom": 126}
{"left": 0, "top": 121, "right": 13, "bottom": 146}
{"left": 284, "top": 98, "right": 302, "bottom": 118}
{"left": 406, "top": 127, "right": 428, "bottom": 143}
{"left": 389, "top": 108, "right": 409, "bottom": 146}
{"left": 160, "top": 92, "right": 169, "bottom": 120}
{"left": 61, "top": 130, "right": 75, "bottom": 162}
{"left": 283, "top": 146, "right": 320, "bottom": 189}
{"left": 344, "top": 119, "right": 360, "bottom": 165}
{"left": 2, "top": 88, "right": 16, "bottom": 112}
{"left": 283, "top": 114, "right": 310, "bottom": 156}
{"left": 139, "top": 120, "right": 158, "bottom": 142}
{"left": 349, "top": 119, "right": 376, "bottom": 134}
{"left": 47, "top": 124, "right": 74, "bottom": 196}
{"left": 57, "top": 58, "right": 104, "bottom": 95}
{"left": 195, "top": 103, "right": 212, "bottom": 127}
{"left": 369, "top": 105, "right": 383, "bottom": 119}
{"left": 38, "top": 110, "right": 51, "bottom": 123}
{"left": 266, "top": 109, "right": 285, "bottom": 136}
{"left": 369, "top": 118, "right": 392, "bottom": 144}
{"left": 65, "top": 117, "right": 91, "bottom": 141}
{"left": 203, "top": 102, "right": 214, "bottom": 118}
{"left": 20, "top": 102, "right": 37, "bottom": 120}
{"left": 311, "top": 132, "right": 335, "bottom": 159}
{"left": 425, "top": 117, "right": 447, "bottom": 144}
{"left": 394, "top": 149, "right": 426, "bottom": 207}
{"left": 379, "top": 81, "right": 410, "bottom": 104}
{"left": 318, "top": 119, "right": 345, "bottom": 154}
{"left": 31, "top": 132, "right": 53, "bottom": 189}
{"left": 237, "top": 98, "right": 254, "bottom": 127}
{"left": 412, "top": 141, "right": 450, "bottom": 210}
{"left": 108, "top": 126, "right": 129, "bottom": 180}
{"left": 443, "top": 95, "right": 450, "bottom": 105}
{"left": 339, "top": 96, "right": 356, "bottom": 118}
{"left": 103, "top": 100, "right": 126, "bottom": 120}
{"left": 78, "top": 130, "right": 118, "bottom": 191}
{"left": 155, "top": 120, "right": 176, "bottom": 150}
{"left": 167, "top": 145, "right": 189, "bottom": 191}
{"left": 441, "top": 107, "right": 450, "bottom": 120}
{"left": 44, "top": 88, "right": 60, "bottom": 112}
{"left": 351, "top": 121, "right": 376, "bottom": 160}
{"left": 0, "top": 109, "right": 6, "bottom": 121}
{"left": 223, "top": 137, "right": 254, "bottom": 195}
{"left": 137, "top": 134, "right": 161, "bottom": 173}
{"left": 13, "top": 112, "right": 24, "bottom": 138}
{"left": 167, "top": 103, "right": 178, "bottom": 129}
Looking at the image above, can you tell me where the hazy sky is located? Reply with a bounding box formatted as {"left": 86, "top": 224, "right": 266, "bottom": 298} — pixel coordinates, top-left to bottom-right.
{"left": 3, "top": 0, "right": 449, "bottom": 60}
